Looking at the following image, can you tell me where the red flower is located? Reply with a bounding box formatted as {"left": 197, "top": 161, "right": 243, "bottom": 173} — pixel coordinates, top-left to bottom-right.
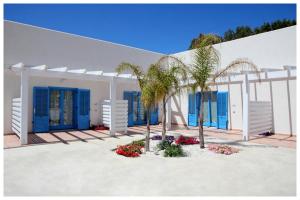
{"left": 116, "top": 144, "right": 143, "bottom": 157}
{"left": 175, "top": 135, "right": 200, "bottom": 145}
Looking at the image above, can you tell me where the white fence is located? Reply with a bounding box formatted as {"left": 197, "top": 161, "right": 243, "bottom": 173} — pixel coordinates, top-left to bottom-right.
{"left": 11, "top": 97, "right": 22, "bottom": 137}
{"left": 248, "top": 101, "right": 273, "bottom": 135}
{"left": 102, "top": 100, "right": 128, "bottom": 132}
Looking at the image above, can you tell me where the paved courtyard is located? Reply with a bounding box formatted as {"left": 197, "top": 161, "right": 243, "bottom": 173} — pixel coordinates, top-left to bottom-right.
{"left": 4, "top": 127, "right": 296, "bottom": 196}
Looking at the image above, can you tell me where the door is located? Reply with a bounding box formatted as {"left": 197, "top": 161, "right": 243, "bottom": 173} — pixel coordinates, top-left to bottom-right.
{"left": 33, "top": 87, "right": 49, "bottom": 132}
{"left": 202, "top": 93, "right": 211, "bottom": 127}
{"left": 49, "top": 88, "right": 76, "bottom": 130}
{"left": 123, "top": 91, "right": 134, "bottom": 126}
{"left": 210, "top": 91, "right": 218, "bottom": 127}
{"left": 77, "top": 89, "right": 90, "bottom": 130}
{"left": 217, "top": 92, "right": 228, "bottom": 129}
{"left": 188, "top": 92, "right": 201, "bottom": 126}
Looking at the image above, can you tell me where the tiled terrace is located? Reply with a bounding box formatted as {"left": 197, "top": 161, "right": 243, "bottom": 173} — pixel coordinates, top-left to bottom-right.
{"left": 3, "top": 125, "right": 296, "bottom": 149}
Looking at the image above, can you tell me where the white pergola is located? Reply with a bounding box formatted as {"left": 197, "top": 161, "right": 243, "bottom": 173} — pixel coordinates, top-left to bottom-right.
{"left": 8, "top": 62, "right": 141, "bottom": 144}
{"left": 7, "top": 62, "right": 296, "bottom": 144}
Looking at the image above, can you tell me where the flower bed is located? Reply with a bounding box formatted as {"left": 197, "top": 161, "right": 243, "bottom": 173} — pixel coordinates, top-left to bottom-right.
{"left": 175, "top": 135, "right": 199, "bottom": 145}
{"left": 207, "top": 144, "right": 239, "bottom": 155}
{"left": 116, "top": 144, "right": 143, "bottom": 157}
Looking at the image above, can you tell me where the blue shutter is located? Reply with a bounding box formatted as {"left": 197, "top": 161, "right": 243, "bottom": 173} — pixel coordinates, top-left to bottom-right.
{"left": 188, "top": 92, "right": 201, "bottom": 126}
{"left": 33, "top": 87, "right": 49, "bottom": 133}
{"left": 124, "top": 91, "right": 134, "bottom": 126}
{"left": 217, "top": 92, "right": 228, "bottom": 129}
{"left": 77, "top": 89, "right": 90, "bottom": 130}
{"left": 150, "top": 106, "right": 159, "bottom": 125}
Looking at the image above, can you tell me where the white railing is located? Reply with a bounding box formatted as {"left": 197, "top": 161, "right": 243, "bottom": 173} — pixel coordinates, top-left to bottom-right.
{"left": 11, "top": 97, "right": 22, "bottom": 137}
{"left": 248, "top": 101, "right": 273, "bottom": 135}
{"left": 102, "top": 100, "right": 128, "bottom": 132}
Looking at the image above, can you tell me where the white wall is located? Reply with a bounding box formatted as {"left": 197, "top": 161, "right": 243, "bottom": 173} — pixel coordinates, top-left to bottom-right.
{"left": 4, "top": 20, "right": 164, "bottom": 72}
{"left": 172, "top": 26, "right": 296, "bottom": 69}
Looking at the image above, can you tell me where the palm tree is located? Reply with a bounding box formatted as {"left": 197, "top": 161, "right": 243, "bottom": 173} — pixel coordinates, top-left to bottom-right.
{"left": 150, "top": 56, "right": 188, "bottom": 141}
{"left": 116, "top": 63, "right": 159, "bottom": 152}
{"left": 189, "top": 34, "right": 259, "bottom": 148}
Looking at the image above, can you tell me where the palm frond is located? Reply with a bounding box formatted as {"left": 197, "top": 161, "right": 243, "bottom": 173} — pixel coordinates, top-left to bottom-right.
{"left": 116, "top": 62, "right": 145, "bottom": 88}
{"left": 212, "top": 58, "right": 261, "bottom": 82}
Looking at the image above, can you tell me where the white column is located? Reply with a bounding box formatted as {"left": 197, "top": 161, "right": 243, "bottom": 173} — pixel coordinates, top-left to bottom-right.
{"left": 166, "top": 98, "right": 172, "bottom": 130}
{"left": 242, "top": 73, "right": 250, "bottom": 141}
{"left": 20, "top": 69, "right": 29, "bottom": 144}
{"left": 109, "top": 77, "right": 117, "bottom": 136}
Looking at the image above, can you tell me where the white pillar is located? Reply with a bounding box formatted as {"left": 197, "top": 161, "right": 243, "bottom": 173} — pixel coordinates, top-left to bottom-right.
{"left": 109, "top": 77, "right": 117, "bottom": 136}
{"left": 20, "top": 69, "right": 29, "bottom": 144}
{"left": 242, "top": 73, "right": 249, "bottom": 141}
{"left": 166, "top": 98, "right": 172, "bottom": 130}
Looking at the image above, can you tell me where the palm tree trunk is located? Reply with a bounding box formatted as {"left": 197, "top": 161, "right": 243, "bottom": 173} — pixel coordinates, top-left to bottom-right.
{"left": 145, "top": 109, "right": 151, "bottom": 152}
{"left": 198, "top": 91, "right": 205, "bottom": 148}
{"left": 162, "top": 96, "right": 167, "bottom": 141}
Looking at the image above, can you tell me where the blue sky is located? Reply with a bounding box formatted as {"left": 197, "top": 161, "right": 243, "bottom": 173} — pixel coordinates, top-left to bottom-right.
{"left": 4, "top": 4, "right": 296, "bottom": 54}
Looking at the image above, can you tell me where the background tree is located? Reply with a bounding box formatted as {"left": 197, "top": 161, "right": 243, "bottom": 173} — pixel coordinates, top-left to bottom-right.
{"left": 189, "top": 33, "right": 222, "bottom": 49}
{"left": 188, "top": 34, "right": 259, "bottom": 148}
{"left": 234, "top": 26, "right": 253, "bottom": 39}
{"left": 223, "top": 29, "right": 235, "bottom": 41}
{"left": 189, "top": 19, "right": 296, "bottom": 48}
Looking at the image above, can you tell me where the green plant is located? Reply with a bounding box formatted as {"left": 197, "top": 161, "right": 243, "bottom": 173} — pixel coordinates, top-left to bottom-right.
{"left": 164, "top": 144, "right": 186, "bottom": 157}
{"left": 157, "top": 140, "right": 172, "bottom": 150}
{"left": 150, "top": 56, "right": 188, "bottom": 141}
{"left": 131, "top": 140, "right": 145, "bottom": 147}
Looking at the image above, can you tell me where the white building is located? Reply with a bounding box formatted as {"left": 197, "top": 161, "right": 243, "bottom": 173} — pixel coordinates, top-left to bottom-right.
{"left": 4, "top": 20, "right": 296, "bottom": 144}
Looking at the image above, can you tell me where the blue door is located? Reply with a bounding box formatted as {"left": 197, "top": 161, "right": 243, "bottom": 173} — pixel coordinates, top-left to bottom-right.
{"left": 217, "top": 92, "right": 228, "bottom": 129}
{"left": 33, "top": 87, "right": 49, "bottom": 133}
{"left": 124, "top": 91, "right": 134, "bottom": 126}
{"left": 150, "top": 106, "right": 159, "bottom": 125}
{"left": 77, "top": 89, "right": 90, "bottom": 130}
{"left": 188, "top": 92, "right": 201, "bottom": 126}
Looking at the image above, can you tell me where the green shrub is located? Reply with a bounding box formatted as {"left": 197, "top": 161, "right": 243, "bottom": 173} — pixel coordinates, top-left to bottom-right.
{"left": 164, "top": 144, "right": 186, "bottom": 157}
{"left": 157, "top": 140, "right": 172, "bottom": 150}
{"left": 131, "top": 140, "right": 145, "bottom": 147}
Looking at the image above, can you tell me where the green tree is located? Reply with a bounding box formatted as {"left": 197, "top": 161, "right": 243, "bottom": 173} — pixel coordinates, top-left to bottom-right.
{"left": 149, "top": 56, "right": 188, "bottom": 141}
{"left": 189, "top": 34, "right": 222, "bottom": 49}
{"left": 188, "top": 34, "right": 259, "bottom": 148}
{"left": 223, "top": 29, "right": 235, "bottom": 41}
{"left": 259, "top": 22, "right": 272, "bottom": 33}
{"left": 234, "top": 26, "right": 253, "bottom": 39}
{"left": 116, "top": 63, "right": 159, "bottom": 152}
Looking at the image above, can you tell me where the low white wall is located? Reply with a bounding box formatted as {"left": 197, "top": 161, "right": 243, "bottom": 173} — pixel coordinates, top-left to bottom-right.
{"left": 248, "top": 101, "right": 273, "bottom": 135}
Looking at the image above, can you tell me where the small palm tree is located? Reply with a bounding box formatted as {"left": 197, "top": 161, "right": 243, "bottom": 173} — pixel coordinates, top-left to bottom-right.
{"left": 189, "top": 34, "right": 259, "bottom": 148}
{"left": 150, "top": 56, "right": 188, "bottom": 141}
{"left": 116, "top": 63, "right": 158, "bottom": 152}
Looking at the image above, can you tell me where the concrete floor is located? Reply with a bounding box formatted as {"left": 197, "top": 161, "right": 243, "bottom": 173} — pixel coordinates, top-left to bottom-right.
{"left": 4, "top": 132, "right": 296, "bottom": 196}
